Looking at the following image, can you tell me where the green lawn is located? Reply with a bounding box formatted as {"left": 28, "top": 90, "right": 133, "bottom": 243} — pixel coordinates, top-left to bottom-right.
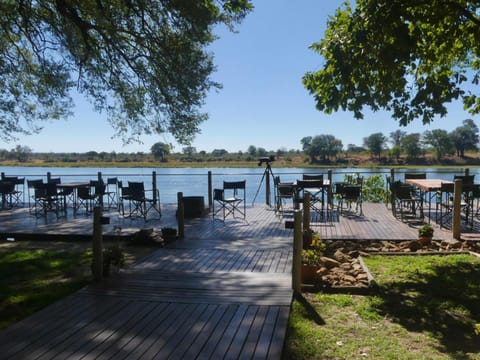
{"left": 284, "top": 254, "right": 480, "bottom": 359}
{"left": 0, "top": 249, "right": 92, "bottom": 329}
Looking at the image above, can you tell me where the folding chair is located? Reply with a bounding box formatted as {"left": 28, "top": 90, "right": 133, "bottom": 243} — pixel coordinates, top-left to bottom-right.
{"left": 213, "top": 180, "right": 246, "bottom": 221}
{"left": 2, "top": 176, "right": 25, "bottom": 207}
{"left": 105, "top": 177, "right": 119, "bottom": 209}
{"left": 275, "top": 179, "right": 295, "bottom": 215}
{"left": 391, "top": 181, "right": 422, "bottom": 222}
{"left": 31, "top": 182, "right": 62, "bottom": 218}
{"left": 296, "top": 179, "right": 325, "bottom": 216}
{"left": 337, "top": 184, "right": 363, "bottom": 215}
{"left": 27, "top": 179, "right": 43, "bottom": 214}
{"left": 75, "top": 185, "right": 99, "bottom": 215}
{"left": 126, "top": 181, "right": 161, "bottom": 221}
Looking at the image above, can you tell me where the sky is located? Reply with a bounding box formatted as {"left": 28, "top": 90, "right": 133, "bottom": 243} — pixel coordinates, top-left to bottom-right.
{"left": 3, "top": 0, "right": 478, "bottom": 154}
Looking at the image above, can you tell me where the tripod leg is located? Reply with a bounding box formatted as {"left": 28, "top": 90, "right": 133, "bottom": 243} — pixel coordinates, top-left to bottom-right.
{"left": 252, "top": 170, "right": 267, "bottom": 205}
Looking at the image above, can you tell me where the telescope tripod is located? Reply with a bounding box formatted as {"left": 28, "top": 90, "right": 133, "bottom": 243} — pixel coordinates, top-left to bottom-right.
{"left": 252, "top": 163, "right": 276, "bottom": 206}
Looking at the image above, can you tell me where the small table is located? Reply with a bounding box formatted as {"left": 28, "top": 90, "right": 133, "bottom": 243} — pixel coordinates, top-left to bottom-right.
{"left": 405, "top": 179, "right": 453, "bottom": 222}
{"left": 56, "top": 182, "right": 90, "bottom": 210}
{"left": 295, "top": 179, "right": 331, "bottom": 215}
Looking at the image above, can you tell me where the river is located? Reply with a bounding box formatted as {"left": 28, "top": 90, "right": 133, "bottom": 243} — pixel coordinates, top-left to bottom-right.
{"left": 0, "top": 166, "right": 475, "bottom": 204}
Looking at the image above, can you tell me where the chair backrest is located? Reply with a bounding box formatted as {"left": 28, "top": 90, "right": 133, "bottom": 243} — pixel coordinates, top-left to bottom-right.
{"left": 49, "top": 177, "right": 61, "bottom": 184}
{"left": 45, "top": 182, "right": 58, "bottom": 197}
{"left": 440, "top": 182, "right": 454, "bottom": 194}
{"left": 344, "top": 185, "right": 361, "bottom": 200}
{"left": 391, "top": 181, "right": 412, "bottom": 200}
{"left": 223, "top": 180, "right": 246, "bottom": 198}
{"left": 335, "top": 182, "right": 346, "bottom": 195}
{"left": 454, "top": 175, "right": 474, "bottom": 184}
{"left": 77, "top": 186, "right": 91, "bottom": 199}
{"left": 302, "top": 174, "right": 323, "bottom": 182}
{"left": 404, "top": 173, "right": 426, "bottom": 180}
{"left": 213, "top": 189, "right": 224, "bottom": 201}
{"left": 128, "top": 182, "right": 145, "bottom": 199}
{"left": 296, "top": 179, "right": 323, "bottom": 189}
{"left": 0, "top": 181, "right": 15, "bottom": 194}
{"left": 223, "top": 180, "right": 246, "bottom": 190}
{"left": 27, "top": 179, "right": 43, "bottom": 189}
{"left": 277, "top": 183, "right": 294, "bottom": 197}
{"left": 107, "top": 177, "right": 118, "bottom": 185}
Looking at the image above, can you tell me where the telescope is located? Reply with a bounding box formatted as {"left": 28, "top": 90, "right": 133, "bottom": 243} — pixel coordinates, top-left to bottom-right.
{"left": 257, "top": 155, "right": 275, "bottom": 166}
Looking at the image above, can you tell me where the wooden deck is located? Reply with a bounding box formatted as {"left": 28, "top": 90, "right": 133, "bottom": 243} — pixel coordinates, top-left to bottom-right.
{"left": 0, "top": 205, "right": 294, "bottom": 360}
{"left": 0, "top": 202, "right": 477, "bottom": 359}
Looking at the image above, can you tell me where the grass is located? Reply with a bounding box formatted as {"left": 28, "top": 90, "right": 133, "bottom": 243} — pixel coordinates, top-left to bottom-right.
{"left": 0, "top": 248, "right": 92, "bottom": 329}
{"left": 284, "top": 254, "right": 480, "bottom": 359}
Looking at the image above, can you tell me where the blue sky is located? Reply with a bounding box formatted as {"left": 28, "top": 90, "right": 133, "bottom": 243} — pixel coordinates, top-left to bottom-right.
{"left": 4, "top": 0, "right": 477, "bottom": 153}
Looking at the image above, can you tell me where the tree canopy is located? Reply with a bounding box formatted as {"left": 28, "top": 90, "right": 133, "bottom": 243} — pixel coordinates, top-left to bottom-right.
{"left": 0, "top": 0, "right": 252, "bottom": 143}
{"left": 303, "top": 0, "right": 480, "bottom": 126}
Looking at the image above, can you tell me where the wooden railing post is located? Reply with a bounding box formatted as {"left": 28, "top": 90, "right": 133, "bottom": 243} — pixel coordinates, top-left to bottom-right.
{"left": 453, "top": 179, "right": 462, "bottom": 240}
{"left": 465, "top": 168, "right": 470, "bottom": 176}
{"left": 303, "top": 192, "right": 310, "bottom": 232}
{"left": 208, "top": 171, "right": 212, "bottom": 210}
{"left": 92, "top": 206, "right": 103, "bottom": 281}
{"left": 97, "top": 171, "right": 102, "bottom": 182}
{"left": 152, "top": 171, "right": 157, "bottom": 206}
{"left": 47, "top": 172, "right": 51, "bottom": 183}
{"left": 293, "top": 210, "right": 303, "bottom": 293}
{"left": 327, "top": 169, "right": 333, "bottom": 207}
{"left": 177, "top": 192, "right": 185, "bottom": 239}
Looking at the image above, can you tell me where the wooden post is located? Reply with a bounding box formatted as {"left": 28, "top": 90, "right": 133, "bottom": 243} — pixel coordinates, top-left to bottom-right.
{"left": 208, "top": 171, "right": 213, "bottom": 210}
{"left": 265, "top": 168, "right": 271, "bottom": 206}
{"left": 97, "top": 171, "right": 102, "bottom": 182}
{"left": 303, "top": 192, "right": 310, "bottom": 232}
{"left": 327, "top": 169, "right": 333, "bottom": 207}
{"left": 390, "top": 168, "right": 395, "bottom": 211}
{"left": 465, "top": 168, "right": 470, "bottom": 176}
{"left": 47, "top": 172, "right": 51, "bottom": 183}
{"left": 92, "top": 206, "right": 103, "bottom": 281}
{"left": 453, "top": 179, "right": 462, "bottom": 240}
{"left": 177, "top": 192, "right": 185, "bottom": 239}
{"left": 152, "top": 171, "right": 157, "bottom": 206}
{"left": 293, "top": 210, "right": 303, "bottom": 293}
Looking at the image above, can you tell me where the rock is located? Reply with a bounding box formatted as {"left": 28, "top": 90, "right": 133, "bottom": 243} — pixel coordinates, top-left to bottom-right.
{"left": 320, "top": 256, "right": 341, "bottom": 269}
{"left": 356, "top": 273, "right": 369, "bottom": 281}
{"left": 316, "top": 267, "right": 329, "bottom": 276}
{"left": 333, "top": 249, "right": 351, "bottom": 263}
{"left": 342, "top": 275, "right": 357, "bottom": 284}
{"left": 408, "top": 240, "right": 421, "bottom": 252}
{"left": 447, "top": 240, "right": 463, "bottom": 250}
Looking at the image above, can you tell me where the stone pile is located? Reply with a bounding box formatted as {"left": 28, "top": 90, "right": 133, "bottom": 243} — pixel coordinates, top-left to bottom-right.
{"left": 313, "top": 239, "right": 480, "bottom": 289}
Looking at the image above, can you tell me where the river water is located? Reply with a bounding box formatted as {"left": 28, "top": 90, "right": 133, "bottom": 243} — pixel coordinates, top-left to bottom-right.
{"left": 0, "top": 166, "right": 475, "bottom": 204}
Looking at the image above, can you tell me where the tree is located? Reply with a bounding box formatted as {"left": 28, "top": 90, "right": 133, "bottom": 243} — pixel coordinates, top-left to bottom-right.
{"left": 11, "top": 145, "right": 32, "bottom": 162}
{"left": 423, "top": 129, "right": 454, "bottom": 161}
{"left": 301, "top": 134, "right": 343, "bottom": 163}
{"left": 247, "top": 145, "right": 257, "bottom": 156}
{"left": 389, "top": 130, "right": 407, "bottom": 148}
{"left": 0, "top": 1, "right": 252, "bottom": 143}
{"left": 451, "top": 119, "right": 479, "bottom": 157}
{"left": 151, "top": 142, "right": 170, "bottom": 162}
{"left": 303, "top": 1, "right": 480, "bottom": 127}
{"left": 363, "top": 132, "right": 386, "bottom": 158}
{"left": 401, "top": 133, "right": 423, "bottom": 161}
